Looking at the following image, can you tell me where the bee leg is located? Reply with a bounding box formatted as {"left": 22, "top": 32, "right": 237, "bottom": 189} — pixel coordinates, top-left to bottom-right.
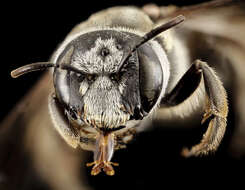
{"left": 161, "top": 61, "right": 202, "bottom": 106}
{"left": 182, "top": 60, "right": 228, "bottom": 157}
{"left": 163, "top": 60, "right": 228, "bottom": 157}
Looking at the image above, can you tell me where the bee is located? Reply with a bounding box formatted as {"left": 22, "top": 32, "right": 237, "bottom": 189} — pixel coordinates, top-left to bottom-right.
{"left": 11, "top": 11, "right": 188, "bottom": 175}
{"left": 1, "top": 0, "right": 245, "bottom": 188}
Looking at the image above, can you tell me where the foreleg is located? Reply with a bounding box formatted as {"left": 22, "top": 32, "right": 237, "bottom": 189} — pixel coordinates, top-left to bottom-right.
{"left": 162, "top": 60, "right": 228, "bottom": 157}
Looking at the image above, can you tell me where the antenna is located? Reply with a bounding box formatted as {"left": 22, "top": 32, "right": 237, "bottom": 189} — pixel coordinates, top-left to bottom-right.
{"left": 11, "top": 15, "right": 185, "bottom": 78}
{"left": 117, "top": 15, "right": 185, "bottom": 72}
{"left": 10, "top": 62, "right": 86, "bottom": 78}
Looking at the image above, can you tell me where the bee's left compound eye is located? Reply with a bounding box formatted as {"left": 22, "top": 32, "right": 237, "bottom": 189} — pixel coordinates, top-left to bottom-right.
{"left": 138, "top": 43, "right": 164, "bottom": 113}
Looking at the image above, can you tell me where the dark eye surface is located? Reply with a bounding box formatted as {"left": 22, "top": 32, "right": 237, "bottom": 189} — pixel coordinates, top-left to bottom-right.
{"left": 138, "top": 44, "right": 163, "bottom": 113}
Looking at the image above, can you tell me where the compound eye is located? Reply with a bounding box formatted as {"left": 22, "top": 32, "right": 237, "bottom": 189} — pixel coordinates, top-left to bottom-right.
{"left": 138, "top": 44, "right": 163, "bottom": 113}
{"left": 54, "top": 46, "right": 84, "bottom": 113}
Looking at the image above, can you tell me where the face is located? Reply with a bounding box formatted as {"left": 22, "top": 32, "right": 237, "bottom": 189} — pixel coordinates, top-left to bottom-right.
{"left": 54, "top": 30, "right": 146, "bottom": 132}
{"left": 9, "top": 16, "right": 180, "bottom": 175}
{"left": 11, "top": 28, "right": 169, "bottom": 175}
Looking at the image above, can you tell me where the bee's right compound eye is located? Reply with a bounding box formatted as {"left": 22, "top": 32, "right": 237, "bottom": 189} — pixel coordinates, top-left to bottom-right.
{"left": 54, "top": 45, "right": 83, "bottom": 114}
